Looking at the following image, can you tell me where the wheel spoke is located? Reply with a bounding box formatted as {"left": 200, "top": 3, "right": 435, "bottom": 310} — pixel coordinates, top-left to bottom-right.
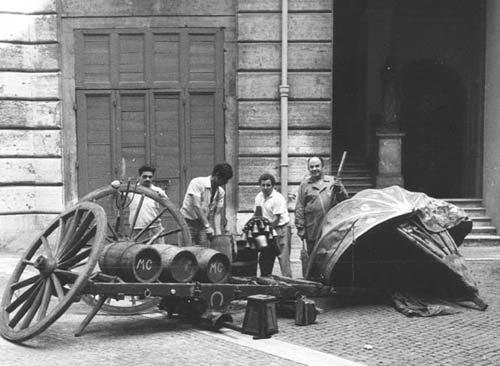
{"left": 40, "top": 236, "right": 55, "bottom": 261}
{"left": 139, "top": 227, "right": 182, "bottom": 244}
{"left": 57, "top": 211, "right": 93, "bottom": 261}
{"left": 56, "top": 209, "right": 81, "bottom": 256}
{"left": 58, "top": 247, "right": 92, "bottom": 270}
{"left": 10, "top": 274, "right": 40, "bottom": 291}
{"left": 8, "top": 282, "right": 43, "bottom": 329}
{"left": 132, "top": 207, "right": 168, "bottom": 241}
{"left": 58, "top": 223, "right": 96, "bottom": 264}
{"left": 53, "top": 269, "right": 79, "bottom": 284}
{"left": 51, "top": 273, "right": 65, "bottom": 301}
{"left": 36, "top": 279, "right": 53, "bottom": 321}
{"left": 129, "top": 194, "right": 145, "bottom": 237}
{"left": 19, "top": 282, "right": 45, "bottom": 330}
{"left": 5, "top": 281, "right": 40, "bottom": 313}
{"left": 107, "top": 223, "right": 119, "bottom": 241}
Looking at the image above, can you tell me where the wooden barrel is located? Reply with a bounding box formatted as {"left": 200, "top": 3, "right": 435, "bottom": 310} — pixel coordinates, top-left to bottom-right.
{"left": 186, "top": 246, "right": 231, "bottom": 283}
{"left": 231, "top": 241, "right": 258, "bottom": 277}
{"left": 154, "top": 244, "right": 198, "bottom": 283}
{"left": 99, "top": 241, "right": 162, "bottom": 283}
{"left": 209, "top": 235, "right": 234, "bottom": 263}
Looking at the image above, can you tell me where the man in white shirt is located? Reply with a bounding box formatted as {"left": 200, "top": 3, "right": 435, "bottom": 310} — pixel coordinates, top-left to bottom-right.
{"left": 181, "top": 163, "right": 233, "bottom": 246}
{"left": 128, "top": 165, "right": 167, "bottom": 244}
{"left": 254, "top": 173, "right": 292, "bottom": 277}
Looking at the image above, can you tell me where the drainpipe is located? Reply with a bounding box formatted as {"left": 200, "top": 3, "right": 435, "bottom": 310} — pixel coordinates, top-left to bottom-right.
{"left": 280, "top": 0, "right": 289, "bottom": 202}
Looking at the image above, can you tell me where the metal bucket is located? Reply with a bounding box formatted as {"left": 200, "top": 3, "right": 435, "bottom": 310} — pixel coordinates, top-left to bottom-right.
{"left": 209, "top": 234, "right": 234, "bottom": 263}
{"left": 99, "top": 241, "right": 162, "bottom": 283}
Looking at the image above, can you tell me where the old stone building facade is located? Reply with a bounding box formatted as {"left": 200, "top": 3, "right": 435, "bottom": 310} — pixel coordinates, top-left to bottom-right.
{"left": 0, "top": 0, "right": 498, "bottom": 250}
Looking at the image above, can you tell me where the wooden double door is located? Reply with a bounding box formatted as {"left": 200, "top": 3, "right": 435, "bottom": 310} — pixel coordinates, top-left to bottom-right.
{"left": 75, "top": 28, "right": 224, "bottom": 206}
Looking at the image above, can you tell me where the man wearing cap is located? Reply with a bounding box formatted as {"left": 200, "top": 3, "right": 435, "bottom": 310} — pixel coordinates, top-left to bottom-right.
{"left": 295, "top": 157, "right": 348, "bottom": 255}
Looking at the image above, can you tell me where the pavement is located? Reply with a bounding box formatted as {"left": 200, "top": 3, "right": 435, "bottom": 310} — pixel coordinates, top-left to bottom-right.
{"left": 0, "top": 246, "right": 499, "bottom": 365}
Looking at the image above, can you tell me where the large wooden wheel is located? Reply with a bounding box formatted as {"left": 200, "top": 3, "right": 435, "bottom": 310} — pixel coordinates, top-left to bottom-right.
{"left": 80, "top": 182, "right": 191, "bottom": 314}
{"left": 0, "top": 202, "right": 107, "bottom": 342}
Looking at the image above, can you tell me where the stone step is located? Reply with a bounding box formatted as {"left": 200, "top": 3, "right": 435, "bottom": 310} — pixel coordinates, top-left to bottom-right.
{"left": 463, "top": 234, "right": 500, "bottom": 247}
{"left": 445, "top": 198, "right": 483, "bottom": 207}
{"left": 471, "top": 226, "right": 498, "bottom": 235}
{"left": 471, "top": 216, "right": 495, "bottom": 227}
{"left": 463, "top": 207, "right": 487, "bottom": 217}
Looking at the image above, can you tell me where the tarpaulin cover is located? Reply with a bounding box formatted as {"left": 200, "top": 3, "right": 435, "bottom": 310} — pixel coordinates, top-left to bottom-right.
{"left": 305, "top": 186, "right": 486, "bottom": 315}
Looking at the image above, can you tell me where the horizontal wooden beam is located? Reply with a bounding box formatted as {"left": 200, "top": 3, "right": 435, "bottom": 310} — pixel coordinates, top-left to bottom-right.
{"left": 239, "top": 42, "right": 332, "bottom": 71}
{"left": 238, "top": 72, "right": 331, "bottom": 100}
{"left": 0, "top": 158, "right": 61, "bottom": 184}
{"left": 0, "top": 44, "right": 58, "bottom": 71}
{"left": 238, "top": 101, "right": 331, "bottom": 129}
{"left": 0, "top": 186, "right": 63, "bottom": 214}
{"left": 238, "top": 0, "right": 332, "bottom": 12}
{"left": 238, "top": 130, "right": 330, "bottom": 155}
{"left": 0, "top": 101, "right": 60, "bottom": 128}
{"left": 0, "top": 130, "right": 61, "bottom": 156}
{"left": 0, "top": 14, "right": 57, "bottom": 42}
{"left": 0, "top": 72, "right": 59, "bottom": 99}
{"left": 238, "top": 13, "right": 332, "bottom": 41}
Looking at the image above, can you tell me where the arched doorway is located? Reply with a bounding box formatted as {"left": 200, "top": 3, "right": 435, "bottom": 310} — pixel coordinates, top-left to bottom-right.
{"left": 401, "top": 60, "right": 465, "bottom": 198}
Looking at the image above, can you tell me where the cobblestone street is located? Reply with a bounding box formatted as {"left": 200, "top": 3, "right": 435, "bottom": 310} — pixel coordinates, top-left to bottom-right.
{"left": 0, "top": 248, "right": 499, "bottom": 366}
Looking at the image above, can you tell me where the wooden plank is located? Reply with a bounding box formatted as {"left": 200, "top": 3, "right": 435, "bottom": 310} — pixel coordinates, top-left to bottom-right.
{"left": 238, "top": 156, "right": 332, "bottom": 184}
{"left": 0, "top": 158, "right": 61, "bottom": 184}
{"left": 239, "top": 43, "right": 332, "bottom": 70}
{"left": 238, "top": 101, "right": 331, "bottom": 129}
{"left": 0, "top": 72, "right": 59, "bottom": 99}
{"left": 61, "top": 0, "right": 235, "bottom": 16}
{"left": 0, "top": 101, "right": 60, "bottom": 128}
{"left": 0, "top": 214, "right": 59, "bottom": 252}
{"left": 238, "top": 0, "right": 332, "bottom": 12}
{"left": 0, "top": 0, "right": 56, "bottom": 13}
{"left": 238, "top": 184, "right": 301, "bottom": 212}
{"left": 238, "top": 130, "right": 330, "bottom": 155}
{"left": 0, "top": 14, "right": 57, "bottom": 42}
{"left": 0, "top": 186, "right": 63, "bottom": 214}
{"left": 0, "top": 44, "right": 58, "bottom": 71}
{"left": 238, "top": 13, "right": 332, "bottom": 42}
{"left": 238, "top": 72, "right": 331, "bottom": 100}
{"left": 0, "top": 130, "right": 61, "bottom": 156}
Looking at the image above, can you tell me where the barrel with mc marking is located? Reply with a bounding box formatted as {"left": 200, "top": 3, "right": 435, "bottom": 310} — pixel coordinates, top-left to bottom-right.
{"left": 98, "top": 241, "right": 162, "bottom": 283}
{"left": 185, "top": 246, "right": 231, "bottom": 283}
{"left": 154, "top": 244, "right": 198, "bottom": 283}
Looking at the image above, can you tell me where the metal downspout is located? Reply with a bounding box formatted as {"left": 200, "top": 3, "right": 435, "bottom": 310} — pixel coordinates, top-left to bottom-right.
{"left": 280, "top": 0, "right": 289, "bottom": 201}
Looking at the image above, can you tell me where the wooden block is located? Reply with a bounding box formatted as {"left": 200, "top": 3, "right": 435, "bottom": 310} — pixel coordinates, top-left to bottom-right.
{"left": 0, "top": 14, "right": 57, "bottom": 42}
{"left": 0, "top": 186, "right": 63, "bottom": 214}
{"left": 0, "top": 0, "right": 56, "bottom": 13}
{"left": 0, "top": 130, "right": 61, "bottom": 156}
{"left": 61, "top": 0, "right": 235, "bottom": 16}
{"left": 238, "top": 72, "right": 331, "bottom": 100}
{"left": 238, "top": 13, "right": 332, "bottom": 42}
{"left": 239, "top": 43, "right": 332, "bottom": 70}
{"left": 0, "top": 72, "right": 59, "bottom": 99}
{"left": 0, "top": 101, "right": 60, "bottom": 128}
{"left": 238, "top": 101, "right": 331, "bottom": 129}
{"left": 238, "top": 130, "right": 330, "bottom": 155}
{"left": 238, "top": 0, "right": 332, "bottom": 12}
{"left": 0, "top": 158, "right": 62, "bottom": 184}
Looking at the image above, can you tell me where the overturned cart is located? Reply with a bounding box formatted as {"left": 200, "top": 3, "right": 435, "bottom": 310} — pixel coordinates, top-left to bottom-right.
{"left": 306, "top": 185, "right": 487, "bottom": 316}
{"left": 0, "top": 182, "right": 326, "bottom": 343}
